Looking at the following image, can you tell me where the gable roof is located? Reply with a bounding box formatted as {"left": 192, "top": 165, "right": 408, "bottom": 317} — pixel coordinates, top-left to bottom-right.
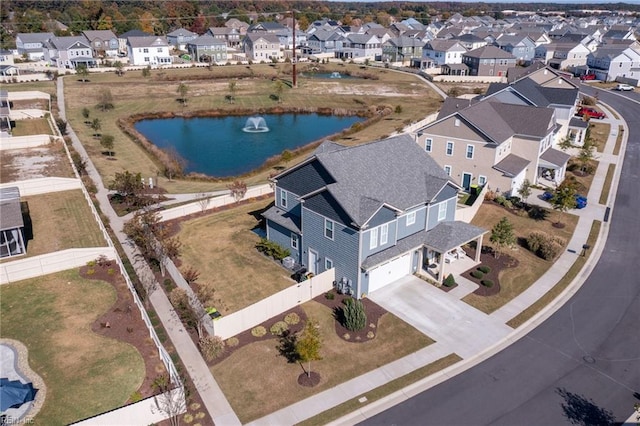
{"left": 127, "top": 36, "right": 169, "bottom": 48}
{"left": 276, "top": 135, "right": 454, "bottom": 227}
{"left": 16, "top": 32, "right": 54, "bottom": 44}
{"left": 463, "top": 45, "right": 516, "bottom": 59}
{"left": 167, "top": 28, "right": 197, "bottom": 37}
{"left": 47, "top": 36, "right": 91, "bottom": 51}
{"left": 82, "top": 30, "right": 117, "bottom": 41}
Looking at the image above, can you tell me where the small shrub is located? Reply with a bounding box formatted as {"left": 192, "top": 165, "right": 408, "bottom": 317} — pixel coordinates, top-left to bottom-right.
{"left": 87, "top": 268, "right": 95, "bottom": 275}
{"left": 199, "top": 335, "right": 225, "bottom": 362}
{"left": 87, "top": 260, "right": 96, "bottom": 267}
{"left": 343, "top": 298, "right": 367, "bottom": 331}
{"left": 481, "top": 279, "right": 494, "bottom": 288}
{"left": 395, "top": 105, "right": 403, "bottom": 113}
{"left": 367, "top": 331, "right": 375, "bottom": 339}
{"left": 284, "top": 312, "right": 300, "bottom": 325}
{"left": 527, "top": 231, "right": 547, "bottom": 254}
{"left": 270, "top": 320, "right": 289, "bottom": 335}
{"left": 107, "top": 268, "right": 115, "bottom": 275}
{"left": 183, "top": 413, "right": 194, "bottom": 423}
{"left": 478, "top": 265, "right": 491, "bottom": 274}
{"left": 325, "top": 291, "right": 335, "bottom": 300}
{"left": 251, "top": 326, "right": 267, "bottom": 337}
{"left": 443, "top": 273, "right": 456, "bottom": 287}
{"left": 470, "top": 270, "right": 484, "bottom": 279}
{"left": 343, "top": 333, "right": 351, "bottom": 340}
{"left": 256, "top": 238, "right": 291, "bottom": 261}
{"left": 502, "top": 200, "right": 513, "bottom": 209}
{"left": 130, "top": 390, "right": 142, "bottom": 403}
{"left": 484, "top": 190, "right": 497, "bottom": 201}
{"left": 495, "top": 196, "right": 506, "bottom": 205}
{"left": 189, "top": 402, "right": 201, "bottom": 411}
{"left": 226, "top": 337, "right": 239, "bottom": 347}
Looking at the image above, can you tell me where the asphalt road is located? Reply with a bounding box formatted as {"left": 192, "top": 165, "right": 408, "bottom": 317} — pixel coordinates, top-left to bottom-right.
{"left": 360, "top": 86, "right": 640, "bottom": 425}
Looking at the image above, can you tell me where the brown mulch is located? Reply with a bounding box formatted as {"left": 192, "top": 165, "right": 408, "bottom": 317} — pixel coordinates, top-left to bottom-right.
{"left": 79, "top": 261, "right": 166, "bottom": 401}
{"left": 298, "top": 371, "right": 321, "bottom": 387}
{"left": 461, "top": 245, "right": 519, "bottom": 297}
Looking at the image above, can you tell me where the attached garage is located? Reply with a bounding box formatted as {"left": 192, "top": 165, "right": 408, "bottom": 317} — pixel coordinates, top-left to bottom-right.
{"left": 367, "top": 253, "right": 411, "bottom": 293}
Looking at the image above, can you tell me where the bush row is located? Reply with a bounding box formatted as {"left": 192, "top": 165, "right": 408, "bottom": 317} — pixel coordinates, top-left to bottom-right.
{"left": 527, "top": 231, "right": 566, "bottom": 260}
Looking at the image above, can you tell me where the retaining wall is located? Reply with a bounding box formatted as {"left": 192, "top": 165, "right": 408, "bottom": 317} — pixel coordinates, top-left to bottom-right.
{"left": 0, "top": 177, "right": 82, "bottom": 196}
{"left": 0, "top": 134, "right": 52, "bottom": 149}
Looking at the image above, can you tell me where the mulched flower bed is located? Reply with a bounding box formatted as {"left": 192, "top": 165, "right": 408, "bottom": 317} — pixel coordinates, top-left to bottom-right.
{"left": 79, "top": 261, "right": 166, "bottom": 401}
{"left": 461, "top": 245, "right": 519, "bottom": 297}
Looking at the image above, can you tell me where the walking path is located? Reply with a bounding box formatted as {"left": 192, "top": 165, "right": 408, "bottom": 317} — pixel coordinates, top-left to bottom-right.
{"left": 57, "top": 70, "right": 627, "bottom": 426}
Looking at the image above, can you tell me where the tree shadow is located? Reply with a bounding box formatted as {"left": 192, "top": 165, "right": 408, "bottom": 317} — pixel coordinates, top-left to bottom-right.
{"left": 556, "top": 387, "right": 616, "bottom": 425}
{"left": 247, "top": 201, "right": 273, "bottom": 221}
{"left": 527, "top": 204, "right": 549, "bottom": 221}
{"left": 276, "top": 330, "right": 300, "bottom": 364}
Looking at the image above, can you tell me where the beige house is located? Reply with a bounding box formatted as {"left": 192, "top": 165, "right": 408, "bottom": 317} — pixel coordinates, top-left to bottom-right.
{"left": 416, "top": 97, "right": 569, "bottom": 196}
{"left": 243, "top": 33, "right": 283, "bottom": 62}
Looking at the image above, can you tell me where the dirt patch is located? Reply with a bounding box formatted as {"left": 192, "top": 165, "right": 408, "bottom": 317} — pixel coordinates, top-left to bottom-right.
{"left": 78, "top": 261, "right": 166, "bottom": 401}
{"left": 0, "top": 142, "right": 74, "bottom": 182}
{"left": 461, "top": 245, "right": 519, "bottom": 297}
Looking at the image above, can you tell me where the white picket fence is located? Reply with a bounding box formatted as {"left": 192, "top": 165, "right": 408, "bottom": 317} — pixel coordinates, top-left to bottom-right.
{"left": 432, "top": 75, "right": 506, "bottom": 84}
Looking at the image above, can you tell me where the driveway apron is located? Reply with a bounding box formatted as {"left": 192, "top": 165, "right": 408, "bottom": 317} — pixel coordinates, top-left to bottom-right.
{"left": 369, "top": 276, "right": 512, "bottom": 359}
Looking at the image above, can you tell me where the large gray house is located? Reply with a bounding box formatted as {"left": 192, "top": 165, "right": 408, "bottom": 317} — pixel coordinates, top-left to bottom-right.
{"left": 263, "top": 135, "right": 486, "bottom": 297}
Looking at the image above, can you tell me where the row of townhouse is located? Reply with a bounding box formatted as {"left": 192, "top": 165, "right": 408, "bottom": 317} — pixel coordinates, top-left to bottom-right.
{"left": 260, "top": 64, "right": 584, "bottom": 298}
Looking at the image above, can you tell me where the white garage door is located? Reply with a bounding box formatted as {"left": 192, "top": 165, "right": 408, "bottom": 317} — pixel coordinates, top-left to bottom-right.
{"left": 368, "top": 253, "right": 411, "bottom": 293}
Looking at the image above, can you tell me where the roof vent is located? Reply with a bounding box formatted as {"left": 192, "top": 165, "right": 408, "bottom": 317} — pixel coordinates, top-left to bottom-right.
{"left": 454, "top": 118, "right": 461, "bottom": 127}
{"left": 544, "top": 69, "right": 548, "bottom": 74}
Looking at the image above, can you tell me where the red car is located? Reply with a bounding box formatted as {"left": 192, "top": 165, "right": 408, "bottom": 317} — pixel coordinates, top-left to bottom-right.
{"left": 580, "top": 73, "right": 596, "bottom": 81}
{"left": 576, "top": 106, "right": 605, "bottom": 119}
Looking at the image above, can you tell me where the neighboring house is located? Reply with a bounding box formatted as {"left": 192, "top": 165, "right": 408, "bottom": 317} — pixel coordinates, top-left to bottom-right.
{"left": 274, "top": 28, "right": 307, "bottom": 50}
{"left": 486, "top": 64, "right": 581, "bottom": 145}
{"left": 381, "top": 36, "right": 424, "bottom": 65}
{"left": 263, "top": 135, "right": 487, "bottom": 294}
{"left": 540, "top": 41, "right": 590, "bottom": 70}
{"left": 0, "top": 187, "right": 27, "bottom": 259}
{"left": 82, "top": 30, "right": 119, "bottom": 58}
{"left": 494, "top": 34, "right": 536, "bottom": 63}
{"left": 186, "top": 35, "right": 228, "bottom": 63}
{"left": 166, "top": 28, "right": 198, "bottom": 51}
{"left": 365, "top": 27, "right": 394, "bottom": 45}
{"left": 454, "top": 33, "right": 488, "bottom": 50}
{"left": 43, "top": 36, "right": 97, "bottom": 69}
{"left": 243, "top": 33, "right": 283, "bottom": 62}
{"left": 248, "top": 22, "right": 286, "bottom": 33}
{"left": 305, "top": 29, "right": 345, "bottom": 54}
{"left": 207, "top": 27, "right": 242, "bottom": 48}
{"left": 421, "top": 39, "right": 467, "bottom": 70}
{"left": 0, "top": 50, "right": 15, "bottom": 66}
{"left": 225, "top": 18, "right": 249, "bottom": 35}
{"left": 127, "top": 36, "right": 172, "bottom": 66}
{"left": 335, "top": 34, "right": 381, "bottom": 60}
{"left": 0, "top": 50, "right": 18, "bottom": 76}
{"left": 415, "top": 97, "right": 568, "bottom": 196}
{"left": 462, "top": 45, "right": 516, "bottom": 77}
{"left": 118, "top": 30, "right": 150, "bottom": 56}
{"left": 0, "top": 90, "right": 11, "bottom": 135}
{"left": 585, "top": 42, "right": 640, "bottom": 82}
{"left": 15, "top": 32, "right": 54, "bottom": 60}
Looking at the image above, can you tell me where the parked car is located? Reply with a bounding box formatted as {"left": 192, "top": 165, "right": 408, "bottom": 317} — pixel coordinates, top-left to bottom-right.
{"left": 580, "top": 73, "right": 596, "bottom": 81}
{"left": 576, "top": 106, "right": 605, "bottom": 119}
{"left": 616, "top": 83, "right": 634, "bottom": 91}
{"left": 542, "top": 191, "right": 587, "bottom": 209}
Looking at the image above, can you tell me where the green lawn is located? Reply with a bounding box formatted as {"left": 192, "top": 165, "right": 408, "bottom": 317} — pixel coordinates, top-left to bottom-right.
{"left": 0, "top": 190, "right": 106, "bottom": 262}
{"left": 211, "top": 300, "right": 434, "bottom": 424}
{"left": 11, "top": 118, "right": 53, "bottom": 136}
{"left": 62, "top": 64, "right": 442, "bottom": 194}
{"left": 0, "top": 269, "right": 145, "bottom": 425}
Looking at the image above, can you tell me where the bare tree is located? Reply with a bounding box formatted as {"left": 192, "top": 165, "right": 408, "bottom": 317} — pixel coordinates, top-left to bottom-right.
{"left": 227, "top": 180, "right": 247, "bottom": 203}
{"left": 195, "top": 192, "right": 210, "bottom": 212}
{"left": 162, "top": 147, "right": 187, "bottom": 181}
{"left": 152, "top": 374, "right": 186, "bottom": 426}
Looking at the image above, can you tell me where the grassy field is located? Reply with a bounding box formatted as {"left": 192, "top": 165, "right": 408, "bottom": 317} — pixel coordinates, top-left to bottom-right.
{"left": 463, "top": 202, "right": 578, "bottom": 313}
{"left": 599, "top": 164, "right": 616, "bottom": 205}
{"left": 211, "top": 300, "right": 434, "bottom": 424}
{"left": 507, "top": 221, "right": 601, "bottom": 328}
{"left": 0, "top": 269, "right": 145, "bottom": 425}
{"left": 62, "top": 64, "right": 442, "bottom": 193}
{"left": 178, "top": 198, "right": 291, "bottom": 314}
{"left": 0, "top": 190, "right": 106, "bottom": 262}
{"left": 11, "top": 118, "right": 53, "bottom": 136}
{"left": 589, "top": 122, "right": 610, "bottom": 153}
{"left": 614, "top": 125, "right": 624, "bottom": 155}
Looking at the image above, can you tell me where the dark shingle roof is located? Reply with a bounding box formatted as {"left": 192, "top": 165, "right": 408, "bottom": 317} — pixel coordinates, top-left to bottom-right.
{"left": 493, "top": 154, "right": 530, "bottom": 176}
{"left": 540, "top": 148, "right": 570, "bottom": 166}
{"left": 262, "top": 206, "right": 301, "bottom": 234}
{"left": 464, "top": 45, "right": 516, "bottom": 59}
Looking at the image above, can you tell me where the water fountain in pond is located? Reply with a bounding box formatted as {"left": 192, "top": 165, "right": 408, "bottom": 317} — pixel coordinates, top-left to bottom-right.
{"left": 330, "top": 72, "right": 342, "bottom": 79}
{"left": 243, "top": 116, "right": 269, "bottom": 133}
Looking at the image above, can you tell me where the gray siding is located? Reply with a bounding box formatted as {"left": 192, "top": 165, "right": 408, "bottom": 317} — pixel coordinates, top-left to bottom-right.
{"left": 266, "top": 219, "right": 301, "bottom": 263}
{"left": 426, "top": 196, "right": 457, "bottom": 230}
{"left": 276, "top": 187, "right": 301, "bottom": 216}
{"left": 432, "top": 184, "right": 458, "bottom": 203}
{"left": 397, "top": 206, "right": 427, "bottom": 239}
{"left": 301, "top": 207, "right": 359, "bottom": 286}
{"left": 367, "top": 206, "right": 396, "bottom": 227}
{"left": 361, "top": 220, "right": 398, "bottom": 258}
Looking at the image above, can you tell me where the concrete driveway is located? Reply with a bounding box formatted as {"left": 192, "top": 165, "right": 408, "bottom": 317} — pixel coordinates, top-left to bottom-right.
{"left": 368, "top": 275, "right": 512, "bottom": 359}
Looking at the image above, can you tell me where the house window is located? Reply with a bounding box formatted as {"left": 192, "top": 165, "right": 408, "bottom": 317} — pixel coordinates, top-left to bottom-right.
{"left": 425, "top": 138, "right": 432, "bottom": 152}
{"left": 438, "top": 202, "right": 447, "bottom": 221}
{"left": 478, "top": 175, "right": 487, "bottom": 186}
{"left": 291, "top": 233, "right": 298, "bottom": 249}
{"left": 466, "top": 144, "right": 474, "bottom": 159}
{"left": 380, "top": 224, "right": 388, "bottom": 245}
{"left": 280, "top": 189, "right": 287, "bottom": 208}
{"left": 325, "top": 258, "right": 333, "bottom": 270}
{"left": 143, "top": 48, "right": 149, "bottom": 53}
{"left": 446, "top": 141, "right": 454, "bottom": 156}
{"left": 406, "top": 211, "right": 416, "bottom": 226}
{"left": 324, "top": 219, "right": 334, "bottom": 240}
{"left": 370, "top": 227, "right": 378, "bottom": 249}
{"left": 444, "top": 165, "right": 452, "bottom": 176}
{"left": 144, "top": 57, "right": 149, "bottom": 62}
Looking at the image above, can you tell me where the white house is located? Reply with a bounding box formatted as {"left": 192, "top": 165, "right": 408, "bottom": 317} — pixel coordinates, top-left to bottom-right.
{"left": 421, "top": 39, "right": 467, "bottom": 69}
{"left": 243, "top": 33, "right": 282, "bottom": 62}
{"left": 15, "top": 32, "right": 54, "bottom": 60}
{"left": 127, "top": 36, "right": 172, "bottom": 66}
{"left": 586, "top": 42, "right": 640, "bottom": 82}
{"left": 43, "top": 36, "right": 97, "bottom": 69}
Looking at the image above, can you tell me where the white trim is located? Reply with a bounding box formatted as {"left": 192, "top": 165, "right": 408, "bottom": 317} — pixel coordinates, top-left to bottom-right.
{"left": 478, "top": 175, "right": 487, "bottom": 186}
{"left": 324, "top": 218, "right": 334, "bottom": 240}
{"left": 406, "top": 211, "right": 416, "bottom": 226}
{"left": 291, "top": 232, "right": 298, "bottom": 249}
{"left": 370, "top": 227, "right": 378, "bottom": 250}
{"left": 462, "top": 172, "right": 473, "bottom": 190}
{"left": 425, "top": 138, "right": 433, "bottom": 152}
{"left": 438, "top": 202, "right": 447, "bottom": 221}
{"left": 280, "top": 188, "right": 288, "bottom": 208}
{"left": 466, "top": 144, "right": 475, "bottom": 159}
{"left": 380, "top": 223, "right": 388, "bottom": 245}
{"left": 444, "top": 165, "right": 452, "bottom": 176}
{"left": 446, "top": 141, "right": 454, "bottom": 156}
{"left": 325, "top": 258, "right": 333, "bottom": 270}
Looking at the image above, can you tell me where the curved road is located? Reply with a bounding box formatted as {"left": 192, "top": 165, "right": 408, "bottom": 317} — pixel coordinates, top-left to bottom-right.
{"left": 361, "top": 87, "right": 640, "bottom": 425}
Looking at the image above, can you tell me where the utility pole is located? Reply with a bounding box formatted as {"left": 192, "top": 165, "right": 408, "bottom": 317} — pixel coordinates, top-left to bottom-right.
{"left": 292, "top": 10, "right": 297, "bottom": 88}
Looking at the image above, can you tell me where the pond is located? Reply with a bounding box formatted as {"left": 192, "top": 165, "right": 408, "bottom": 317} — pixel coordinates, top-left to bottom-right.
{"left": 134, "top": 114, "right": 363, "bottom": 177}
